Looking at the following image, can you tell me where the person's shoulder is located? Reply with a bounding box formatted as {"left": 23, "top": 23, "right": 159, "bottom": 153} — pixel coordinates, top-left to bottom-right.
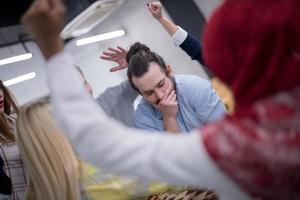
{"left": 175, "top": 75, "right": 210, "bottom": 89}
{"left": 96, "top": 80, "right": 135, "bottom": 102}
{"left": 102, "top": 81, "right": 129, "bottom": 96}
{"left": 175, "top": 74, "right": 209, "bottom": 82}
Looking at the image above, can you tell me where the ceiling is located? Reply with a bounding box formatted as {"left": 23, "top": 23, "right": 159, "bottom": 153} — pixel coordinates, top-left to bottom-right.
{"left": 0, "top": 0, "right": 124, "bottom": 48}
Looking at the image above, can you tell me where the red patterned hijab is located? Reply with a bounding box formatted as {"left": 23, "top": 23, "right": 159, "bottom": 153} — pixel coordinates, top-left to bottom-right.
{"left": 201, "top": 0, "right": 300, "bottom": 199}
{"left": 203, "top": 0, "right": 300, "bottom": 112}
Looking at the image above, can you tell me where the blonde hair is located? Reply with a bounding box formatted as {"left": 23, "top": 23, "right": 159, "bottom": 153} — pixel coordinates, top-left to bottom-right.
{"left": 16, "top": 99, "right": 81, "bottom": 200}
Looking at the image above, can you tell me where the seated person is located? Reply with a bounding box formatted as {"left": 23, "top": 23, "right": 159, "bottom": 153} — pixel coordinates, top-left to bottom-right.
{"left": 93, "top": 32, "right": 227, "bottom": 131}
{"left": 126, "top": 42, "right": 226, "bottom": 133}
{"left": 96, "top": 33, "right": 228, "bottom": 130}
{"left": 100, "top": 2, "right": 234, "bottom": 114}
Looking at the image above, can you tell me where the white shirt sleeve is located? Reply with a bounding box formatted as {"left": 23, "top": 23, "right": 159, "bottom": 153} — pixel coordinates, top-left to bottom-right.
{"left": 171, "top": 26, "right": 188, "bottom": 46}
{"left": 46, "top": 52, "right": 250, "bottom": 200}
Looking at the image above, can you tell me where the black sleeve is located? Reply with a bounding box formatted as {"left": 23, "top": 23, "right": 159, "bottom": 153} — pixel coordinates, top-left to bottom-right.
{"left": 179, "top": 33, "right": 204, "bottom": 64}
{"left": 179, "top": 33, "right": 213, "bottom": 78}
{"left": 0, "top": 156, "right": 12, "bottom": 195}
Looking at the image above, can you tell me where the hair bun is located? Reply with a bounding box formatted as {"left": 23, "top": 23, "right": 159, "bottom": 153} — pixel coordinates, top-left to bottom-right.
{"left": 126, "top": 42, "right": 150, "bottom": 63}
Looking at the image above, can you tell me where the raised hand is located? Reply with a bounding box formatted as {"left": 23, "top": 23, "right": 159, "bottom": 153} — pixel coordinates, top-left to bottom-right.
{"left": 147, "top": 2, "right": 163, "bottom": 19}
{"left": 21, "top": 0, "right": 65, "bottom": 59}
{"left": 100, "top": 46, "right": 128, "bottom": 72}
{"left": 146, "top": 2, "right": 178, "bottom": 36}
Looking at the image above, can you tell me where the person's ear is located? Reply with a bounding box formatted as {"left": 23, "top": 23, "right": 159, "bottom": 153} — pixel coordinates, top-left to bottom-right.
{"left": 166, "top": 64, "right": 173, "bottom": 76}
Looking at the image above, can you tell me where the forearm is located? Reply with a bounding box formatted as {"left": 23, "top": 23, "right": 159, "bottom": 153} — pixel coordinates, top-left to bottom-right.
{"left": 37, "top": 37, "right": 64, "bottom": 60}
{"left": 156, "top": 16, "right": 178, "bottom": 36}
{"left": 163, "top": 117, "right": 180, "bottom": 133}
{"left": 155, "top": 11, "right": 205, "bottom": 66}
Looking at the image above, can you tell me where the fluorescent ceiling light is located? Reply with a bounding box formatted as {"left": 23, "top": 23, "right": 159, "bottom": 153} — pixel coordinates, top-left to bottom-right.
{"left": 76, "top": 30, "right": 125, "bottom": 46}
{"left": 4, "top": 72, "right": 36, "bottom": 86}
{"left": 0, "top": 53, "right": 33, "bottom": 66}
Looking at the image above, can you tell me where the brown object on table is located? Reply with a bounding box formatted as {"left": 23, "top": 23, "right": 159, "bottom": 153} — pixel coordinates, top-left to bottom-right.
{"left": 147, "top": 188, "right": 218, "bottom": 200}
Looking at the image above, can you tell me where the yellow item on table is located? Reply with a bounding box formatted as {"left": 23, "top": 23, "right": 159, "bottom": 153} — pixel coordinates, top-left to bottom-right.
{"left": 82, "top": 163, "right": 182, "bottom": 200}
{"left": 211, "top": 78, "right": 235, "bottom": 113}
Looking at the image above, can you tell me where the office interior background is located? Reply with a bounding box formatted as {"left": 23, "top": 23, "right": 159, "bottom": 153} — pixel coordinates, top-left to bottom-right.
{"left": 0, "top": 0, "right": 222, "bottom": 105}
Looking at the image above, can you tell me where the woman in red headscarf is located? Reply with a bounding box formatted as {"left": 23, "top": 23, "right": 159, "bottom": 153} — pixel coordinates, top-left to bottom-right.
{"left": 21, "top": 0, "right": 300, "bottom": 199}
{"left": 201, "top": 0, "right": 300, "bottom": 198}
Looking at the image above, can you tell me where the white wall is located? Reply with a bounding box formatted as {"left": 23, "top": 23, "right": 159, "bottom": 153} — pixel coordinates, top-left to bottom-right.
{"left": 0, "top": 0, "right": 218, "bottom": 105}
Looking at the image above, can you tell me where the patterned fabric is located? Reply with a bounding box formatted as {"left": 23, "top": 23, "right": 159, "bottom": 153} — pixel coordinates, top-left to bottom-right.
{"left": 202, "top": 0, "right": 300, "bottom": 197}
{"left": 147, "top": 188, "right": 218, "bottom": 200}
{"left": 0, "top": 114, "right": 26, "bottom": 200}
{"left": 0, "top": 156, "right": 11, "bottom": 198}
{"left": 202, "top": 87, "right": 300, "bottom": 199}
